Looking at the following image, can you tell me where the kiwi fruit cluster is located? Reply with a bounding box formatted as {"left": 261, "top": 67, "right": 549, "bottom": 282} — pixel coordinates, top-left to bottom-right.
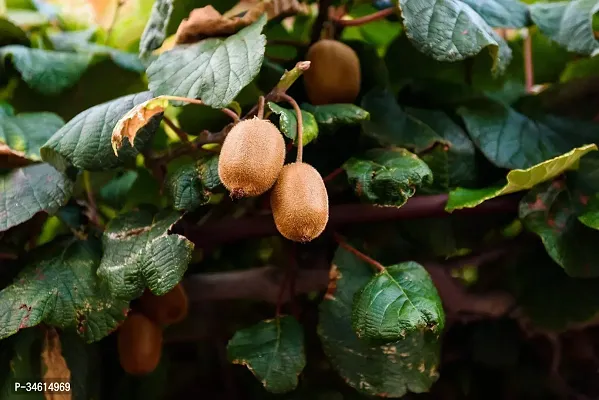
{"left": 304, "top": 39, "right": 361, "bottom": 105}
{"left": 118, "top": 283, "right": 189, "bottom": 375}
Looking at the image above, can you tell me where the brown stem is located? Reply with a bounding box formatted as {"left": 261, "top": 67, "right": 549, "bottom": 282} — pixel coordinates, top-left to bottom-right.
{"left": 105, "top": 0, "right": 125, "bottom": 44}
{"left": 183, "top": 193, "right": 521, "bottom": 249}
{"left": 163, "top": 96, "right": 239, "bottom": 122}
{"left": 524, "top": 31, "right": 534, "bottom": 93}
{"left": 279, "top": 93, "right": 303, "bottom": 163}
{"left": 323, "top": 167, "right": 345, "bottom": 183}
{"left": 333, "top": 232, "right": 385, "bottom": 272}
{"left": 257, "top": 96, "right": 265, "bottom": 120}
{"left": 275, "top": 267, "right": 290, "bottom": 317}
{"left": 150, "top": 124, "right": 233, "bottom": 163}
{"left": 163, "top": 116, "right": 189, "bottom": 143}
{"left": 311, "top": 0, "right": 333, "bottom": 43}
{"left": 332, "top": 7, "right": 395, "bottom": 27}
{"left": 82, "top": 171, "right": 100, "bottom": 228}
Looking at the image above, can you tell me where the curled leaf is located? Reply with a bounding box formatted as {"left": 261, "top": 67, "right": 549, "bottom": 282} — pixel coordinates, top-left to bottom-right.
{"left": 111, "top": 96, "right": 169, "bottom": 156}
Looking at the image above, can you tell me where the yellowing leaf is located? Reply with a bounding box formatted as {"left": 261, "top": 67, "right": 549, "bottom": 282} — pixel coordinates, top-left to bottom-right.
{"left": 111, "top": 96, "right": 169, "bottom": 156}
{"left": 446, "top": 144, "right": 598, "bottom": 211}
{"left": 41, "top": 328, "right": 71, "bottom": 400}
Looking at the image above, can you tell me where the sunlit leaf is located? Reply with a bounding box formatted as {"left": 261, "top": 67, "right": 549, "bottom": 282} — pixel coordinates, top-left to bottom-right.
{"left": 268, "top": 102, "right": 318, "bottom": 146}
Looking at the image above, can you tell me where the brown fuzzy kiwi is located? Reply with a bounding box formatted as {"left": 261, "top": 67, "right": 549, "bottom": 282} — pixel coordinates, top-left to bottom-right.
{"left": 118, "top": 313, "right": 163, "bottom": 375}
{"left": 218, "top": 118, "right": 286, "bottom": 198}
{"left": 304, "top": 39, "right": 361, "bottom": 105}
{"left": 138, "top": 283, "right": 189, "bottom": 326}
{"left": 270, "top": 162, "right": 329, "bottom": 242}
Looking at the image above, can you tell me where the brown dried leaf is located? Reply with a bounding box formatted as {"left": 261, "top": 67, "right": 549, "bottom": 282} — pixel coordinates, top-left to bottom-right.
{"left": 41, "top": 327, "right": 71, "bottom": 400}
{"left": 111, "top": 96, "right": 168, "bottom": 156}
{"left": 0, "top": 144, "right": 32, "bottom": 168}
{"left": 175, "top": 1, "right": 309, "bottom": 44}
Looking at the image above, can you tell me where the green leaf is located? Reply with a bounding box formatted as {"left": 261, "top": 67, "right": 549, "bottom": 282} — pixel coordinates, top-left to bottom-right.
{"left": 147, "top": 15, "right": 267, "bottom": 109}
{"left": 0, "top": 106, "right": 64, "bottom": 164}
{"left": 0, "top": 329, "right": 44, "bottom": 400}
{"left": 0, "top": 163, "right": 73, "bottom": 232}
{"left": 0, "top": 17, "right": 28, "bottom": 46}
{"left": 165, "top": 155, "right": 221, "bottom": 212}
{"left": 41, "top": 92, "right": 162, "bottom": 172}
{"left": 361, "top": 88, "right": 448, "bottom": 152}
{"left": 139, "top": 0, "right": 173, "bottom": 60}
{"left": 227, "top": 316, "right": 306, "bottom": 394}
{"left": 578, "top": 195, "right": 599, "bottom": 229}
{"left": 0, "top": 239, "right": 129, "bottom": 342}
{"left": 445, "top": 144, "right": 597, "bottom": 211}
{"left": 530, "top": 0, "right": 599, "bottom": 55}
{"left": 0, "top": 45, "right": 92, "bottom": 95}
{"left": 343, "top": 148, "right": 433, "bottom": 207}
{"left": 458, "top": 98, "right": 599, "bottom": 170}
{"left": 396, "top": 0, "right": 512, "bottom": 73}
{"left": 99, "top": 170, "right": 139, "bottom": 209}
{"left": 97, "top": 209, "right": 194, "bottom": 300}
{"left": 405, "top": 108, "right": 478, "bottom": 193}
{"left": 560, "top": 54, "right": 599, "bottom": 82}
{"left": 301, "top": 103, "right": 370, "bottom": 128}
{"left": 268, "top": 102, "right": 318, "bottom": 146}
{"left": 460, "top": 0, "right": 530, "bottom": 28}
{"left": 319, "top": 247, "right": 441, "bottom": 397}
{"left": 352, "top": 262, "right": 445, "bottom": 342}
{"left": 520, "top": 176, "right": 599, "bottom": 278}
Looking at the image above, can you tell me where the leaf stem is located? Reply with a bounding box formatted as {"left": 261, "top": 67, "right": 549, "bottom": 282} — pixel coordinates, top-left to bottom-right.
{"left": 333, "top": 233, "right": 386, "bottom": 272}
{"left": 311, "top": 0, "right": 333, "bottom": 43}
{"left": 83, "top": 171, "right": 100, "bottom": 228}
{"left": 162, "top": 96, "right": 239, "bottom": 123}
{"left": 163, "top": 116, "right": 189, "bottom": 143}
{"left": 323, "top": 167, "right": 345, "bottom": 183}
{"left": 279, "top": 93, "right": 303, "bottom": 163}
{"left": 257, "top": 96, "right": 265, "bottom": 119}
{"left": 524, "top": 30, "right": 534, "bottom": 93}
{"left": 332, "top": 7, "right": 395, "bottom": 27}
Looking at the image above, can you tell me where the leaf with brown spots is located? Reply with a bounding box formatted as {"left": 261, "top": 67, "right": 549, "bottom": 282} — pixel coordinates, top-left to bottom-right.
{"left": 0, "top": 239, "right": 129, "bottom": 342}
{"left": 318, "top": 246, "right": 441, "bottom": 397}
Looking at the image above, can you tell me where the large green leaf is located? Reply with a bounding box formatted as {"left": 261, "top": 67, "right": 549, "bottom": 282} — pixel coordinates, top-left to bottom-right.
{"left": 519, "top": 161, "right": 599, "bottom": 277}
{"left": 0, "top": 105, "right": 64, "bottom": 164}
{"left": 99, "top": 170, "right": 139, "bottom": 209}
{"left": 458, "top": 98, "right": 599, "bottom": 170}
{"left": 530, "top": 0, "right": 599, "bottom": 55}
{"left": 361, "top": 88, "right": 448, "bottom": 152}
{"left": 147, "top": 15, "right": 267, "bottom": 109}
{"left": 301, "top": 103, "right": 370, "bottom": 129}
{"left": 97, "top": 209, "right": 194, "bottom": 300}
{"left": 139, "top": 0, "right": 173, "bottom": 60}
{"left": 268, "top": 102, "right": 318, "bottom": 146}
{"left": 460, "top": 0, "right": 530, "bottom": 28}
{"left": 396, "top": 0, "right": 512, "bottom": 73}
{"left": 318, "top": 247, "right": 441, "bottom": 397}
{"left": 0, "top": 45, "right": 92, "bottom": 95}
{"left": 0, "top": 163, "right": 73, "bottom": 232}
{"left": 0, "top": 17, "right": 28, "bottom": 46}
{"left": 352, "top": 262, "right": 445, "bottom": 342}
{"left": 165, "top": 155, "right": 221, "bottom": 212}
{"left": 343, "top": 148, "right": 433, "bottom": 207}
{"left": 446, "top": 144, "right": 597, "bottom": 211}
{"left": 40, "top": 92, "right": 162, "bottom": 172}
{"left": 0, "top": 239, "right": 129, "bottom": 342}
{"left": 227, "top": 316, "right": 306, "bottom": 394}
{"left": 0, "top": 329, "right": 44, "bottom": 400}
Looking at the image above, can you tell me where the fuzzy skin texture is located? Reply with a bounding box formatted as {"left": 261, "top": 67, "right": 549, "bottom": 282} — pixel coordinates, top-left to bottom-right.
{"left": 138, "top": 283, "right": 189, "bottom": 325}
{"left": 270, "top": 162, "right": 329, "bottom": 242}
{"left": 304, "top": 39, "right": 361, "bottom": 105}
{"left": 218, "top": 118, "right": 286, "bottom": 198}
{"left": 118, "top": 313, "right": 163, "bottom": 375}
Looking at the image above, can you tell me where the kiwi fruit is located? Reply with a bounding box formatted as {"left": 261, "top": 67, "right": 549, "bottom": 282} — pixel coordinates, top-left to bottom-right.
{"left": 118, "top": 313, "right": 163, "bottom": 375}
{"left": 270, "top": 162, "right": 329, "bottom": 242}
{"left": 218, "top": 118, "right": 286, "bottom": 198}
{"left": 139, "top": 283, "right": 189, "bottom": 326}
{"left": 304, "top": 39, "right": 361, "bottom": 105}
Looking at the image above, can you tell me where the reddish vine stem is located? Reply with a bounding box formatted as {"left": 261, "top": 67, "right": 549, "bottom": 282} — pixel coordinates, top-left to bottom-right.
{"left": 524, "top": 31, "right": 534, "bottom": 93}
{"left": 257, "top": 96, "right": 265, "bottom": 119}
{"left": 311, "top": 0, "right": 333, "bottom": 43}
{"left": 163, "top": 116, "right": 189, "bottom": 143}
{"left": 82, "top": 171, "right": 101, "bottom": 228}
{"left": 323, "top": 167, "right": 345, "bottom": 183}
{"left": 333, "top": 232, "right": 386, "bottom": 272}
{"left": 279, "top": 93, "right": 303, "bottom": 162}
{"left": 332, "top": 7, "right": 395, "bottom": 27}
{"left": 275, "top": 266, "right": 291, "bottom": 317}
{"left": 163, "top": 96, "right": 239, "bottom": 123}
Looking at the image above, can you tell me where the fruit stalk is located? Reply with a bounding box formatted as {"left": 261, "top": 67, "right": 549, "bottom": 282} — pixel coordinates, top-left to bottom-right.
{"left": 279, "top": 93, "right": 303, "bottom": 163}
{"left": 333, "top": 233, "right": 385, "bottom": 272}
{"left": 257, "top": 96, "right": 265, "bottom": 119}
{"left": 332, "top": 7, "right": 395, "bottom": 27}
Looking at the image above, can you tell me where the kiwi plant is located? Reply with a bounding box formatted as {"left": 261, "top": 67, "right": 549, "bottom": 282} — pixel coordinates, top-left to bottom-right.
{"left": 3, "top": 1, "right": 599, "bottom": 399}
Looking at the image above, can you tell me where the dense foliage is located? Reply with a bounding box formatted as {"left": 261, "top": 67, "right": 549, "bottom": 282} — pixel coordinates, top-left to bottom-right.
{"left": 1, "top": 0, "right": 599, "bottom": 398}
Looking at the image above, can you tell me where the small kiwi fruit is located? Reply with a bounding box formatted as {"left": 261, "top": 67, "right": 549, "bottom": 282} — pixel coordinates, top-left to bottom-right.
{"left": 270, "top": 162, "right": 329, "bottom": 242}
{"left": 304, "top": 39, "right": 361, "bottom": 105}
{"left": 139, "top": 283, "right": 189, "bottom": 326}
{"left": 118, "top": 313, "right": 163, "bottom": 375}
{"left": 218, "top": 118, "right": 286, "bottom": 198}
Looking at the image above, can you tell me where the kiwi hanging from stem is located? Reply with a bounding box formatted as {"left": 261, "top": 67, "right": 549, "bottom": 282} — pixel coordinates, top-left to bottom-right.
{"left": 279, "top": 93, "right": 303, "bottom": 163}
